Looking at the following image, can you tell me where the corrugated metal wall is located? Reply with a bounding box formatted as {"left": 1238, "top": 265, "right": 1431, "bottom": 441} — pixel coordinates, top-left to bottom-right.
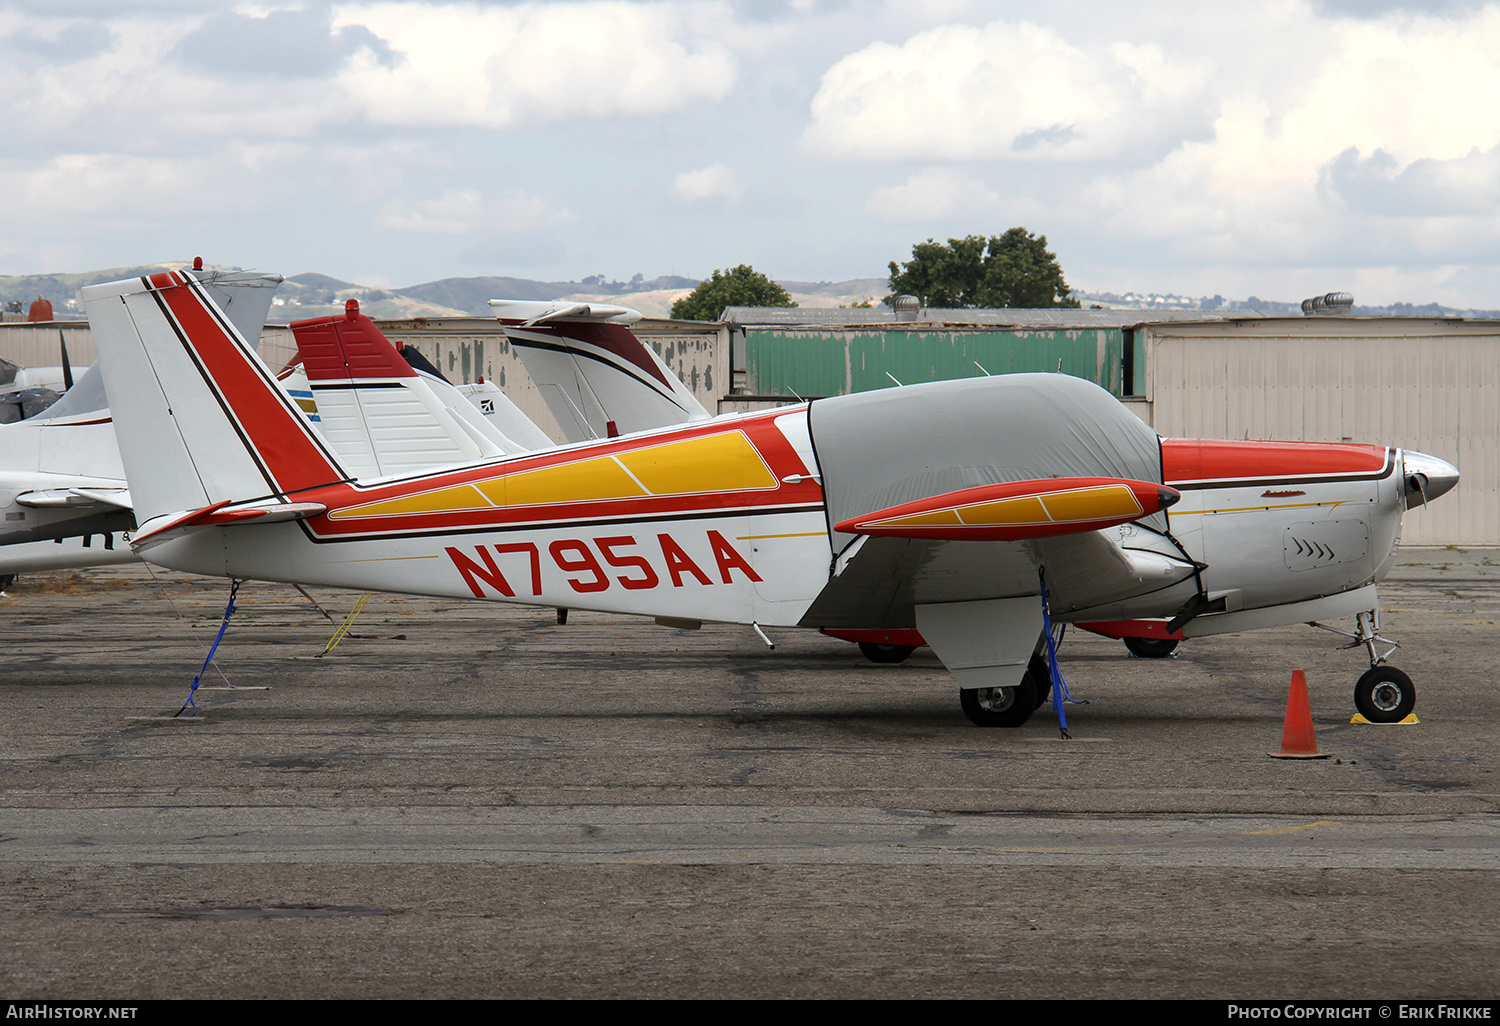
{"left": 0, "top": 323, "right": 295, "bottom": 373}
{"left": 743, "top": 327, "right": 1124, "bottom": 397}
{"left": 1146, "top": 319, "right": 1500, "bottom": 545}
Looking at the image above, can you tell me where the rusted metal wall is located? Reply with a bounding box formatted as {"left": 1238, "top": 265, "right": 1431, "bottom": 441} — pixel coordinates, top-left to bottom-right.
{"left": 742, "top": 327, "right": 1125, "bottom": 397}
{"left": 1146, "top": 318, "right": 1500, "bottom": 545}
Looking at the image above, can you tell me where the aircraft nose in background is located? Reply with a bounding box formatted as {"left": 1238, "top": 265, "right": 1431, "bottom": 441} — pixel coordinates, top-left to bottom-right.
{"left": 1403, "top": 450, "right": 1460, "bottom": 506}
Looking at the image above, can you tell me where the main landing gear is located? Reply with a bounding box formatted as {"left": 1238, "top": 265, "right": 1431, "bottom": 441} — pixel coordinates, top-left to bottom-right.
{"left": 858, "top": 641, "right": 915, "bottom": 664}
{"left": 1310, "top": 608, "right": 1416, "bottom": 723}
{"left": 959, "top": 652, "right": 1051, "bottom": 728}
{"left": 1123, "top": 636, "right": 1179, "bottom": 659}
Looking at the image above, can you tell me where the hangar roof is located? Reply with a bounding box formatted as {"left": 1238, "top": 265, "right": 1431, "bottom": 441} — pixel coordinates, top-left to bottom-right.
{"left": 719, "top": 306, "right": 1257, "bottom": 328}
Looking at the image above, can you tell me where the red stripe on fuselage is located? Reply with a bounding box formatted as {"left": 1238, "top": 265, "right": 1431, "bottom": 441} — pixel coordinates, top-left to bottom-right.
{"left": 1163, "top": 438, "right": 1391, "bottom": 488}
{"left": 152, "top": 273, "right": 346, "bottom": 495}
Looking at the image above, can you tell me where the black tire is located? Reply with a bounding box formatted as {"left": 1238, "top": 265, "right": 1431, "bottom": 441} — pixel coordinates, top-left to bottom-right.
{"left": 1123, "top": 636, "right": 1179, "bottom": 658}
{"left": 859, "top": 641, "right": 915, "bottom": 664}
{"left": 960, "top": 672, "right": 1039, "bottom": 728}
{"left": 1029, "top": 652, "right": 1052, "bottom": 709}
{"left": 0, "top": 574, "right": 14, "bottom": 590}
{"left": 1354, "top": 666, "right": 1416, "bottom": 723}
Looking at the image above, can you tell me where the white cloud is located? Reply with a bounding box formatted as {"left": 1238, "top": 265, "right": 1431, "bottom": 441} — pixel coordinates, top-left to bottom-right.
{"left": 864, "top": 168, "right": 998, "bottom": 222}
{"left": 4, "top": 1, "right": 1500, "bottom": 309}
{"left": 378, "top": 188, "right": 576, "bottom": 234}
{"left": 1082, "top": 4, "right": 1500, "bottom": 268}
{"left": 671, "top": 163, "right": 742, "bottom": 204}
{"left": 335, "top": 1, "right": 738, "bottom": 129}
{"left": 0, "top": 152, "right": 231, "bottom": 222}
{"left": 803, "top": 20, "right": 1209, "bottom": 163}
{"left": 0, "top": 2, "right": 742, "bottom": 148}
{"left": 1324, "top": 146, "right": 1500, "bottom": 217}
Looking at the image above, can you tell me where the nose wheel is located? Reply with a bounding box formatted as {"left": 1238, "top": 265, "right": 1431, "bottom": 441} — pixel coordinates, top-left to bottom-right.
{"left": 1310, "top": 608, "right": 1416, "bottom": 722}
{"left": 1354, "top": 665, "right": 1416, "bottom": 723}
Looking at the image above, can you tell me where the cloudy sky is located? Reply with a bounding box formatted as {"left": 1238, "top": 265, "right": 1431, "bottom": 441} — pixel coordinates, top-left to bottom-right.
{"left": 3, "top": 0, "right": 1499, "bottom": 305}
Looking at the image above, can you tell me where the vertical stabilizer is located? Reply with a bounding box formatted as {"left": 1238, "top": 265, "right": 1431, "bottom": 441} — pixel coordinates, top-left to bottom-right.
{"left": 81, "top": 270, "right": 349, "bottom": 526}
{"left": 290, "top": 304, "right": 552, "bottom": 477}
{"left": 490, "top": 299, "right": 709, "bottom": 442}
{"left": 183, "top": 266, "right": 284, "bottom": 350}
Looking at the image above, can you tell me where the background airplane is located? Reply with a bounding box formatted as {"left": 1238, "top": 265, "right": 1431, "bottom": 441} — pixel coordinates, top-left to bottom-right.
{"left": 0, "top": 276, "right": 554, "bottom": 583}
{"left": 80, "top": 266, "right": 1459, "bottom": 728}
{"left": 490, "top": 299, "right": 709, "bottom": 443}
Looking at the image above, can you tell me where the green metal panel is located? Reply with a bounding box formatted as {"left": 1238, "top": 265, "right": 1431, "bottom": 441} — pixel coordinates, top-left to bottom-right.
{"left": 743, "top": 328, "right": 1125, "bottom": 398}
{"left": 1126, "top": 327, "right": 1146, "bottom": 398}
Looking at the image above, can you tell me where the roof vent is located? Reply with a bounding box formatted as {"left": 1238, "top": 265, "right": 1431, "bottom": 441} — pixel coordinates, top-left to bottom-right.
{"left": 1301, "top": 292, "right": 1353, "bottom": 316}
{"left": 890, "top": 294, "right": 921, "bottom": 318}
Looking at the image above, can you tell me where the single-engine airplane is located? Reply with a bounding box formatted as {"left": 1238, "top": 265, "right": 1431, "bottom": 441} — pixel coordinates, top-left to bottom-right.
{"left": 81, "top": 267, "right": 1457, "bottom": 728}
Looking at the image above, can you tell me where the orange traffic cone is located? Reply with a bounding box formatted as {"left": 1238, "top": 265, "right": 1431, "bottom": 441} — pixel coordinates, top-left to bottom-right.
{"left": 1269, "top": 669, "right": 1330, "bottom": 759}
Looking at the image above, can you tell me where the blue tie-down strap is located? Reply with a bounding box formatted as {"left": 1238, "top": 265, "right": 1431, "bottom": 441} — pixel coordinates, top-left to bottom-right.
{"left": 1039, "top": 575, "right": 1086, "bottom": 739}
{"left": 175, "top": 580, "right": 241, "bottom": 718}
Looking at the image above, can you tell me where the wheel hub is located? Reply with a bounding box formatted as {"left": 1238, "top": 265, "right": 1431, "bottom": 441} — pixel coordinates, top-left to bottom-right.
{"left": 1370, "top": 681, "right": 1403, "bottom": 712}
{"left": 976, "top": 686, "right": 1016, "bottom": 713}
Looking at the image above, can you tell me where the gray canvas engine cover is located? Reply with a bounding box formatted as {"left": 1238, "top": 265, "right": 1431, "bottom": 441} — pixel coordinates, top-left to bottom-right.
{"left": 809, "top": 373, "right": 1166, "bottom": 552}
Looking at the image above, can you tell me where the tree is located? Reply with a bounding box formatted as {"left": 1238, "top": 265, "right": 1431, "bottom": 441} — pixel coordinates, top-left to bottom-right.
{"left": 887, "top": 228, "right": 1080, "bottom": 309}
{"left": 671, "top": 264, "right": 797, "bottom": 321}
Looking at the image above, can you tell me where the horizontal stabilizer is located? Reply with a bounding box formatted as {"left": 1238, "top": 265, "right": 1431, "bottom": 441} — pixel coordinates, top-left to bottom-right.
{"left": 16, "top": 486, "right": 129, "bottom": 509}
{"left": 488, "top": 299, "right": 642, "bottom": 325}
{"left": 834, "top": 477, "right": 1179, "bottom": 541}
{"left": 134, "top": 499, "right": 327, "bottom": 546}
{"left": 69, "top": 487, "right": 133, "bottom": 509}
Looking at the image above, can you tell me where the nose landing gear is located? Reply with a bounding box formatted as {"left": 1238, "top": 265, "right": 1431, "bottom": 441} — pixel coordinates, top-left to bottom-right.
{"left": 1309, "top": 608, "right": 1416, "bottom": 723}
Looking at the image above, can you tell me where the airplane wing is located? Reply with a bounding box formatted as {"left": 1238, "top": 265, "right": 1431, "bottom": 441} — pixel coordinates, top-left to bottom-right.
{"left": 491, "top": 299, "right": 709, "bottom": 442}
{"left": 798, "top": 374, "right": 1201, "bottom": 687}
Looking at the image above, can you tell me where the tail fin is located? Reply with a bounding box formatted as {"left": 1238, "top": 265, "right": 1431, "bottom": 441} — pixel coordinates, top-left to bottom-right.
{"left": 288, "top": 302, "right": 549, "bottom": 477}
{"left": 81, "top": 269, "right": 350, "bottom": 527}
{"left": 183, "top": 262, "right": 283, "bottom": 350}
{"left": 490, "top": 299, "right": 709, "bottom": 442}
{"left": 450, "top": 380, "right": 556, "bottom": 452}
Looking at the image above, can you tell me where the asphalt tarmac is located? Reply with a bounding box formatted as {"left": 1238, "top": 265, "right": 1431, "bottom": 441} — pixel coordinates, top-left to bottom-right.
{"left": 1, "top": 548, "right": 1498, "bottom": 999}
